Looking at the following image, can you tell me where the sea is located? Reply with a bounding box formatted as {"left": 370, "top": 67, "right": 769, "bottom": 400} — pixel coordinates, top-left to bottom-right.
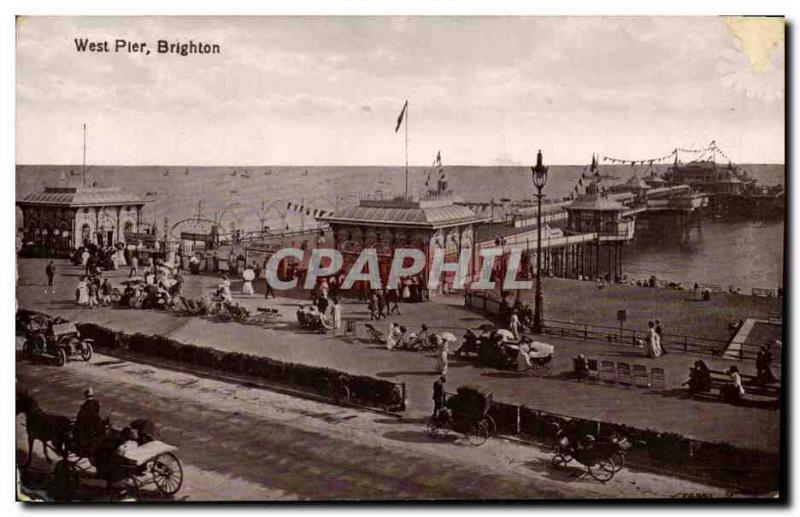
{"left": 16, "top": 163, "right": 785, "bottom": 292}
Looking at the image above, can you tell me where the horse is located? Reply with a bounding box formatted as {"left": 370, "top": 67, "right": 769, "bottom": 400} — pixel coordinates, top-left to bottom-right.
{"left": 16, "top": 390, "right": 71, "bottom": 468}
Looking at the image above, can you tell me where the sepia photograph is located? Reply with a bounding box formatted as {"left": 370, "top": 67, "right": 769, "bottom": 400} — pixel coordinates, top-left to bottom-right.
{"left": 13, "top": 14, "right": 785, "bottom": 502}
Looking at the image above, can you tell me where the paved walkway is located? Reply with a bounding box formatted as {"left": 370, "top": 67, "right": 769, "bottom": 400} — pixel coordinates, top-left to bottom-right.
{"left": 17, "top": 258, "right": 780, "bottom": 453}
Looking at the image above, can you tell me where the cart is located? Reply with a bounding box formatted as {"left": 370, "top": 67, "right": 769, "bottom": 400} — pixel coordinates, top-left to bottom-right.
{"left": 52, "top": 427, "right": 183, "bottom": 501}
{"left": 427, "top": 385, "right": 496, "bottom": 446}
{"left": 22, "top": 319, "right": 93, "bottom": 367}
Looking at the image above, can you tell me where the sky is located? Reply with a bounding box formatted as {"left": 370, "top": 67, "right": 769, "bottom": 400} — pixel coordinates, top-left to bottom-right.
{"left": 16, "top": 16, "right": 785, "bottom": 165}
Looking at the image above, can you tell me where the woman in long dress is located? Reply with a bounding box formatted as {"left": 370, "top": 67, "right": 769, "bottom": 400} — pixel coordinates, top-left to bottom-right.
{"left": 76, "top": 277, "right": 89, "bottom": 305}
{"left": 647, "top": 321, "right": 662, "bottom": 358}
{"left": 434, "top": 335, "right": 449, "bottom": 375}
{"left": 241, "top": 269, "right": 255, "bottom": 295}
{"left": 332, "top": 298, "right": 342, "bottom": 330}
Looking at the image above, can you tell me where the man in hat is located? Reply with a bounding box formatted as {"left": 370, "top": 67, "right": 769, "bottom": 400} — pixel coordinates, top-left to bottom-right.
{"left": 75, "top": 388, "right": 103, "bottom": 454}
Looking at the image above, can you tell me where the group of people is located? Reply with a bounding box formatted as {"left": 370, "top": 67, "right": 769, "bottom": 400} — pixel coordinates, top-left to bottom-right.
{"left": 296, "top": 294, "right": 342, "bottom": 333}
{"left": 366, "top": 289, "right": 402, "bottom": 320}
{"left": 383, "top": 323, "right": 450, "bottom": 373}
{"left": 635, "top": 320, "right": 667, "bottom": 358}
{"left": 72, "top": 243, "right": 127, "bottom": 276}
{"left": 75, "top": 275, "right": 114, "bottom": 308}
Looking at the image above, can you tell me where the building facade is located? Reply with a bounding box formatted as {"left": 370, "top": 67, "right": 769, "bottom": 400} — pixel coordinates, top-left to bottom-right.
{"left": 318, "top": 197, "right": 489, "bottom": 293}
{"left": 17, "top": 186, "right": 147, "bottom": 255}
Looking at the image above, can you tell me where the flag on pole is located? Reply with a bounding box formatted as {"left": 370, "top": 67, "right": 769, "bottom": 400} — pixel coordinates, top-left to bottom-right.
{"left": 395, "top": 100, "right": 408, "bottom": 132}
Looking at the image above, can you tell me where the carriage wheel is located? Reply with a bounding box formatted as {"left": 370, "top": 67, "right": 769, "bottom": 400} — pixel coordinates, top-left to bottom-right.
{"left": 611, "top": 451, "right": 625, "bottom": 472}
{"left": 465, "top": 421, "right": 489, "bottom": 446}
{"left": 150, "top": 452, "right": 183, "bottom": 496}
{"left": 551, "top": 454, "right": 572, "bottom": 469}
{"left": 52, "top": 460, "right": 79, "bottom": 501}
{"left": 55, "top": 348, "right": 67, "bottom": 367}
{"left": 22, "top": 340, "right": 32, "bottom": 360}
{"left": 483, "top": 415, "right": 497, "bottom": 435}
{"left": 587, "top": 457, "right": 616, "bottom": 483}
{"left": 80, "top": 342, "right": 93, "bottom": 362}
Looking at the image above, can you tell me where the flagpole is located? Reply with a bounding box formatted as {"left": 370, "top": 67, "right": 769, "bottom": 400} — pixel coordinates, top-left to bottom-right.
{"left": 404, "top": 102, "right": 409, "bottom": 200}
{"left": 82, "top": 123, "right": 87, "bottom": 187}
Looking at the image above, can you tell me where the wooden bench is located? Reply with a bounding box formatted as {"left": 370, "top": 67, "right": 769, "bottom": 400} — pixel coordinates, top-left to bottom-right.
{"left": 616, "top": 363, "right": 632, "bottom": 387}
{"left": 768, "top": 312, "right": 783, "bottom": 325}
{"left": 650, "top": 367, "right": 666, "bottom": 391}
{"left": 753, "top": 288, "right": 777, "bottom": 298}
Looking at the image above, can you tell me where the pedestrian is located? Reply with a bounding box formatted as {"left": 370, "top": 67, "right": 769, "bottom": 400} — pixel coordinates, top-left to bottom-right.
{"left": 655, "top": 319, "right": 667, "bottom": 354}
{"left": 130, "top": 254, "right": 139, "bottom": 278}
{"left": 756, "top": 344, "right": 777, "bottom": 385}
{"left": 646, "top": 320, "right": 662, "bottom": 358}
{"left": 319, "top": 278, "right": 329, "bottom": 299}
{"left": 76, "top": 276, "right": 89, "bottom": 305}
{"left": 401, "top": 280, "right": 411, "bottom": 302}
{"left": 87, "top": 279, "right": 98, "bottom": 309}
{"left": 44, "top": 260, "right": 55, "bottom": 294}
{"left": 388, "top": 287, "right": 401, "bottom": 315}
{"left": 509, "top": 309, "right": 521, "bottom": 341}
{"left": 376, "top": 290, "right": 386, "bottom": 319}
{"left": 264, "top": 277, "right": 276, "bottom": 299}
{"left": 432, "top": 376, "right": 446, "bottom": 417}
{"left": 434, "top": 334, "right": 449, "bottom": 375}
{"left": 81, "top": 249, "right": 91, "bottom": 268}
{"left": 331, "top": 297, "right": 342, "bottom": 330}
{"left": 368, "top": 292, "right": 379, "bottom": 320}
{"left": 100, "top": 278, "right": 112, "bottom": 305}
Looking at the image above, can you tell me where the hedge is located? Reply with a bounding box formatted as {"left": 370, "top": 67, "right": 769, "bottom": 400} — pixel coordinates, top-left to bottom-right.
{"left": 16, "top": 310, "right": 404, "bottom": 413}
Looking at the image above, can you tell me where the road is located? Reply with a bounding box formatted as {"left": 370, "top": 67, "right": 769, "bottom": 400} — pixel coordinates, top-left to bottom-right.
{"left": 15, "top": 346, "right": 731, "bottom": 501}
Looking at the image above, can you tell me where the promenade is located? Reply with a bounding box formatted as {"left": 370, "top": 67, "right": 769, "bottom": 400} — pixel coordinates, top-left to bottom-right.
{"left": 16, "top": 258, "right": 781, "bottom": 453}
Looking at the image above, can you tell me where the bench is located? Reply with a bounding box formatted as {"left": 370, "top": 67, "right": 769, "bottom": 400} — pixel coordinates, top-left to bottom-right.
{"left": 753, "top": 288, "right": 777, "bottom": 298}
{"left": 768, "top": 312, "right": 783, "bottom": 325}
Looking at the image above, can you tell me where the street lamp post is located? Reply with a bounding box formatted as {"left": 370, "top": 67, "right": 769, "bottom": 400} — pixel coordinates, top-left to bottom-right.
{"left": 531, "top": 149, "right": 549, "bottom": 334}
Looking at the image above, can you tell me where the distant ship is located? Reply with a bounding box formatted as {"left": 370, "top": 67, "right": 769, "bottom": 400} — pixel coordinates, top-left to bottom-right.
{"left": 70, "top": 170, "right": 80, "bottom": 176}
{"left": 264, "top": 169, "right": 272, "bottom": 176}
{"left": 240, "top": 170, "right": 251, "bottom": 179}
{"left": 231, "top": 169, "right": 238, "bottom": 177}
{"left": 185, "top": 168, "right": 189, "bottom": 175}
{"left": 302, "top": 170, "right": 309, "bottom": 176}
{"left": 163, "top": 169, "right": 170, "bottom": 176}
{"left": 145, "top": 191, "right": 158, "bottom": 197}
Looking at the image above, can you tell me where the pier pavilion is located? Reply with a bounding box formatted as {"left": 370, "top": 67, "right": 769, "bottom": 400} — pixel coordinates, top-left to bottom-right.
{"left": 17, "top": 186, "right": 147, "bottom": 256}
{"left": 318, "top": 196, "right": 489, "bottom": 294}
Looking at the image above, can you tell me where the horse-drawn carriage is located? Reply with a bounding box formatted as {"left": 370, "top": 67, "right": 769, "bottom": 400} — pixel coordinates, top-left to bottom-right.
{"left": 22, "top": 316, "right": 93, "bottom": 367}
{"left": 52, "top": 425, "right": 184, "bottom": 501}
{"left": 427, "top": 385, "right": 496, "bottom": 446}
{"left": 17, "top": 391, "right": 184, "bottom": 501}
{"left": 551, "top": 429, "right": 630, "bottom": 483}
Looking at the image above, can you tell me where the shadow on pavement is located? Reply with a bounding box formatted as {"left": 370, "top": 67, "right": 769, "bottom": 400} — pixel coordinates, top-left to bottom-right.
{"left": 376, "top": 371, "right": 439, "bottom": 378}
{"left": 382, "top": 430, "right": 457, "bottom": 445}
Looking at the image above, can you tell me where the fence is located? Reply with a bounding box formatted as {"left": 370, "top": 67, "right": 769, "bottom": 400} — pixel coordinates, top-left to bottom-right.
{"left": 445, "top": 391, "right": 779, "bottom": 493}
{"left": 464, "top": 292, "right": 734, "bottom": 359}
